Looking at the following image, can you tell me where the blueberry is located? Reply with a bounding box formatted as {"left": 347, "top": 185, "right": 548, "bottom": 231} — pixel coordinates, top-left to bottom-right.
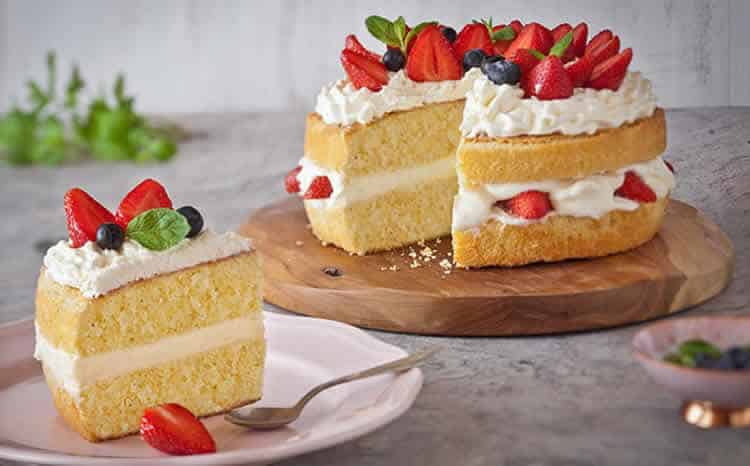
{"left": 383, "top": 48, "right": 405, "bottom": 72}
{"left": 96, "top": 223, "right": 124, "bottom": 250}
{"left": 463, "top": 49, "right": 487, "bottom": 72}
{"left": 441, "top": 26, "right": 457, "bottom": 43}
{"left": 481, "top": 56, "right": 521, "bottom": 85}
{"left": 694, "top": 352, "right": 719, "bottom": 369}
{"left": 727, "top": 346, "right": 750, "bottom": 369}
{"left": 714, "top": 352, "right": 736, "bottom": 371}
{"left": 177, "top": 206, "right": 204, "bottom": 238}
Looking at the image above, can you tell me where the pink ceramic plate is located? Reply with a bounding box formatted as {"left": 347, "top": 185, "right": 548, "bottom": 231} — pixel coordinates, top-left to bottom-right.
{"left": 0, "top": 312, "right": 423, "bottom": 465}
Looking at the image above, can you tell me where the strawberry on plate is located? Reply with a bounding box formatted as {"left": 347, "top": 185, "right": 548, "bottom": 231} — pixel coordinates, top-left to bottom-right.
{"left": 341, "top": 49, "right": 389, "bottom": 91}
{"left": 115, "top": 178, "right": 173, "bottom": 228}
{"left": 285, "top": 166, "right": 302, "bottom": 194}
{"left": 565, "top": 54, "right": 594, "bottom": 87}
{"left": 344, "top": 34, "right": 382, "bottom": 62}
{"left": 141, "top": 403, "right": 216, "bottom": 456}
{"left": 453, "top": 23, "right": 494, "bottom": 59}
{"left": 406, "top": 25, "right": 462, "bottom": 82}
{"left": 615, "top": 170, "right": 656, "bottom": 202}
{"left": 504, "top": 22, "right": 553, "bottom": 59}
{"left": 588, "top": 48, "right": 632, "bottom": 90}
{"left": 524, "top": 55, "right": 574, "bottom": 100}
{"left": 304, "top": 176, "right": 334, "bottom": 200}
{"left": 503, "top": 190, "right": 553, "bottom": 219}
{"left": 585, "top": 35, "right": 620, "bottom": 66}
{"left": 64, "top": 188, "right": 115, "bottom": 248}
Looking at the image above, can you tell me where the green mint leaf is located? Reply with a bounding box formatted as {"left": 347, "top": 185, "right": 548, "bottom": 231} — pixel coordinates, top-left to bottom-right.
{"left": 366, "top": 15, "right": 399, "bottom": 47}
{"left": 404, "top": 21, "right": 436, "bottom": 49}
{"left": 492, "top": 25, "right": 516, "bottom": 42}
{"left": 529, "top": 49, "right": 546, "bottom": 60}
{"left": 64, "top": 65, "right": 85, "bottom": 110}
{"left": 677, "top": 339, "right": 722, "bottom": 360}
{"left": 127, "top": 208, "right": 190, "bottom": 251}
{"left": 549, "top": 31, "right": 573, "bottom": 58}
{"left": 393, "top": 16, "right": 407, "bottom": 49}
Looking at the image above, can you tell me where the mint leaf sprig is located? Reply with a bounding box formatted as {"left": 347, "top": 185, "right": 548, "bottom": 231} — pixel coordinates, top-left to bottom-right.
{"left": 475, "top": 17, "right": 516, "bottom": 43}
{"left": 365, "top": 16, "right": 436, "bottom": 54}
{"left": 126, "top": 208, "right": 190, "bottom": 251}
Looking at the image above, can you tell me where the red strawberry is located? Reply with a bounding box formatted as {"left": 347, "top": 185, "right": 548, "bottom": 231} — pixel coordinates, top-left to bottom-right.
{"left": 341, "top": 49, "right": 389, "bottom": 91}
{"left": 571, "top": 22, "right": 589, "bottom": 58}
{"left": 565, "top": 55, "right": 594, "bottom": 87}
{"left": 551, "top": 23, "right": 572, "bottom": 42}
{"left": 664, "top": 160, "right": 675, "bottom": 173}
{"left": 586, "top": 35, "right": 620, "bottom": 66}
{"left": 509, "top": 20, "right": 524, "bottom": 35}
{"left": 508, "top": 48, "right": 541, "bottom": 75}
{"left": 525, "top": 56, "right": 574, "bottom": 100}
{"left": 285, "top": 166, "right": 302, "bottom": 194}
{"left": 406, "top": 25, "right": 462, "bottom": 82}
{"left": 140, "top": 403, "right": 216, "bottom": 456}
{"left": 503, "top": 191, "right": 552, "bottom": 219}
{"left": 115, "top": 179, "right": 173, "bottom": 228}
{"left": 504, "top": 22, "right": 553, "bottom": 59}
{"left": 303, "top": 176, "right": 333, "bottom": 199}
{"left": 586, "top": 29, "right": 613, "bottom": 55}
{"left": 453, "top": 23, "right": 494, "bottom": 59}
{"left": 64, "top": 188, "right": 115, "bottom": 248}
{"left": 492, "top": 24, "right": 513, "bottom": 55}
{"left": 588, "top": 48, "right": 632, "bottom": 90}
{"left": 344, "top": 34, "right": 381, "bottom": 62}
{"left": 615, "top": 171, "right": 656, "bottom": 203}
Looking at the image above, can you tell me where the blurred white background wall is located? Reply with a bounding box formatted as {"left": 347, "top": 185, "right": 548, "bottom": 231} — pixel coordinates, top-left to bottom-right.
{"left": 1, "top": 0, "right": 748, "bottom": 113}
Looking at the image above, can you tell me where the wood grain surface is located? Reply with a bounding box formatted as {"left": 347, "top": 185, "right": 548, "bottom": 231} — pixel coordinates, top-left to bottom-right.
{"left": 241, "top": 198, "right": 734, "bottom": 336}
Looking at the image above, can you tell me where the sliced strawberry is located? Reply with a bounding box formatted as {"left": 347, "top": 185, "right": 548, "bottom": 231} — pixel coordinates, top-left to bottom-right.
{"left": 551, "top": 23, "right": 572, "bottom": 42}
{"left": 304, "top": 176, "right": 333, "bottom": 200}
{"left": 565, "top": 55, "right": 594, "bottom": 87}
{"left": 509, "top": 20, "right": 524, "bottom": 35}
{"left": 141, "top": 403, "right": 216, "bottom": 456}
{"left": 115, "top": 179, "right": 173, "bottom": 228}
{"left": 285, "top": 166, "right": 302, "bottom": 194}
{"left": 64, "top": 188, "right": 115, "bottom": 248}
{"left": 525, "top": 55, "right": 574, "bottom": 100}
{"left": 341, "top": 49, "right": 389, "bottom": 91}
{"left": 585, "top": 29, "right": 613, "bottom": 55}
{"left": 453, "top": 23, "right": 494, "bottom": 60}
{"left": 406, "top": 25, "right": 462, "bottom": 82}
{"left": 664, "top": 160, "right": 675, "bottom": 173}
{"left": 571, "top": 22, "right": 589, "bottom": 58}
{"left": 344, "top": 34, "right": 381, "bottom": 62}
{"left": 508, "top": 48, "right": 541, "bottom": 76}
{"left": 492, "top": 24, "right": 513, "bottom": 55}
{"left": 503, "top": 191, "right": 552, "bottom": 219}
{"left": 615, "top": 171, "right": 656, "bottom": 203}
{"left": 504, "top": 22, "right": 553, "bottom": 59}
{"left": 588, "top": 48, "right": 632, "bottom": 90}
{"left": 586, "top": 35, "right": 620, "bottom": 66}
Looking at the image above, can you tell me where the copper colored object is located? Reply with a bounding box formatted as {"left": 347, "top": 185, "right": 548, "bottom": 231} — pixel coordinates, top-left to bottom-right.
{"left": 681, "top": 401, "right": 750, "bottom": 428}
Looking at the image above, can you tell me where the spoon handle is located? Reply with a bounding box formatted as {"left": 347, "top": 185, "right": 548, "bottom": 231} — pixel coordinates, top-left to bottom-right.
{"left": 295, "top": 347, "right": 439, "bottom": 409}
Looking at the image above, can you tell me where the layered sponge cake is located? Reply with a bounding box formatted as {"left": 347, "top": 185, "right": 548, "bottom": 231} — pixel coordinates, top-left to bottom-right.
{"left": 34, "top": 180, "right": 264, "bottom": 442}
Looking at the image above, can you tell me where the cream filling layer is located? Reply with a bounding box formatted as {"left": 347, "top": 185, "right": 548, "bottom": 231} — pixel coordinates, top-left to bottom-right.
{"left": 298, "top": 156, "right": 457, "bottom": 209}
{"left": 452, "top": 156, "right": 675, "bottom": 231}
{"left": 34, "top": 314, "right": 265, "bottom": 400}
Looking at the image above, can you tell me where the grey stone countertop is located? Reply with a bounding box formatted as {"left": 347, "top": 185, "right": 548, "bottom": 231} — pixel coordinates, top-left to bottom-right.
{"left": 1, "top": 108, "right": 749, "bottom": 466}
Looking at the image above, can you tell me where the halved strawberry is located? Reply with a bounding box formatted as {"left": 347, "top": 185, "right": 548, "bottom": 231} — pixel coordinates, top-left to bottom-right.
{"left": 508, "top": 48, "right": 541, "bottom": 76}
{"left": 64, "top": 188, "right": 115, "bottom": 248}
{"left": 492, "top": 24, "right": 513, "bottom": 55}
{"left": 285, "top": 166, "right": 302, "bottom": 194}
{"left": 524, "top": 55, "right": 574, "bottom": 100}
{"left": 304, "top": 176, "right": 333, "bottom": 200}
{"left": 571, "top": 22, "right": 589, "bottom": 58}
{"left": 585, "top": 35, "right": 620, "bottom": 66}
{"left": 345, "top": 34, "right": 382, "bottom": 62}
{"left": 406, "top": 25, "right": 462, "bottom": 82}
{"left": 141, "top": 403, "right": 216, "bottom": 456}
{"left": 588, "top": 48, "right": 632, "bottom": 90}
{"left": 453, "top": 23, "right": 494, "bottom": 60}
{"left": 585, "top": 29, "right": 613, "bottom": 55}
{"left": 341, "top": 49, "right": 389, "bottom": 91}
{"left": 509, "top": 20, "right": 524, "bottom": 35}
{"left": 615, "top": 171, "right": 656, "bottom": 203}
{"left": 503, "top": 190, "right": 552, "bottom": 219}
{"left": 551, "top": 23, "right": 572, "bottom": 42}
{"left": 565, "top": 55, "right": 594, "bottom": 88}
{"left": 504, "top": 22, "right": 553, "bottom": 59}
{"left": 115, "top": 179, "right": 173, "bottom": 228}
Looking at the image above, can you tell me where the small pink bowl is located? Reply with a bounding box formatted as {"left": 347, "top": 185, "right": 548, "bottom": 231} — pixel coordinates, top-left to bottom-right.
{"left": 632, "top": 316, "right": 750, "bottom": 408}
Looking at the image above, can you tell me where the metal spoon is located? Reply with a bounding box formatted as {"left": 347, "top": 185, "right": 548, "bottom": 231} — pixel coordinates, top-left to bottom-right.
{"left": 224, "top": 347, "right": 439, "bottom": 430}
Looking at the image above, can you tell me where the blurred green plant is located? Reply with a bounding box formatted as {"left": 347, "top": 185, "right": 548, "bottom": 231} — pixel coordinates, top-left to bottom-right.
{"left": 0, "top": 51, "right": 178, "bottom": 166}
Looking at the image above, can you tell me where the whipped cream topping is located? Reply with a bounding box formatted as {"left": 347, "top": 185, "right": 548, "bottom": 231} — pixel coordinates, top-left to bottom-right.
{"left": 34, "top": 314, "right": 265, "bottom": 399}
{"left": 315, "top": 68, "right": 483, "bottom": 126}
{"left": 43, "top": 230, "right": 253, "bottom": 298}
{"left": 298, "top": 156, "right": 456, "bottom": 209}
{"left": 461, "top": 72, "right": 658, "bottom": 138}
{"left": 453, "top": 156, "right": 675, "bottom": 230}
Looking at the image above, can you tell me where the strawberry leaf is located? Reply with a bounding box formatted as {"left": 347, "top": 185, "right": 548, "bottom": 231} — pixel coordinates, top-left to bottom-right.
{"left": 492, "top": 25, "right": 516, "bottom": 42}
{"left": 549, "top": 31, "right": 573, "bottom": 58}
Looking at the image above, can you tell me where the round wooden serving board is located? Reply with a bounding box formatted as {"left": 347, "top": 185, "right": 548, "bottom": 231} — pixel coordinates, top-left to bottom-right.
{"left": 240, "top": 198, "right": 734, "bottom": 336}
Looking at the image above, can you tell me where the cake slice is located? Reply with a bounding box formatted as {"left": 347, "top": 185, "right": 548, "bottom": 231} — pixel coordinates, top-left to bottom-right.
{"left": 34, "top": 180, "right": 264, "bottom": 442}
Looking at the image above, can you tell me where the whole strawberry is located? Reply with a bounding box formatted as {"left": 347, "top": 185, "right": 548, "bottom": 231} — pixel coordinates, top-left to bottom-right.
{"left": 524, "top": 56, "right": 574, "bottom": 100}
